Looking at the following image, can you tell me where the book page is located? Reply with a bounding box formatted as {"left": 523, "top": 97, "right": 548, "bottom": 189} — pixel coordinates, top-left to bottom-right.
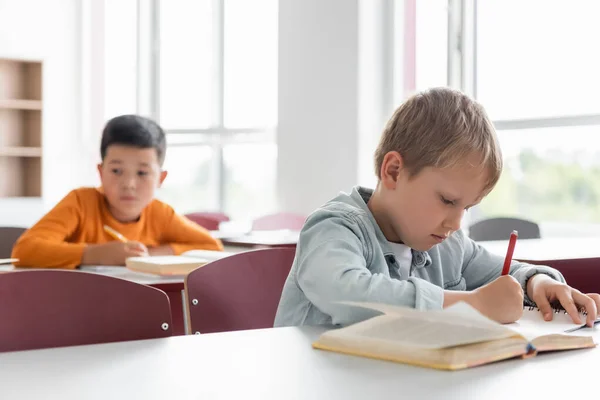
{"left": 507, "top": 308, "right": 597, "bottom": 341}
{"left": 328, "top": 307, "right": 519, "bottom": 350}
{"left": 341, "top": 301, "right": 507, "bottom": 331}
{"left": 327, "top": 315, "right": 518, "bottom": 349}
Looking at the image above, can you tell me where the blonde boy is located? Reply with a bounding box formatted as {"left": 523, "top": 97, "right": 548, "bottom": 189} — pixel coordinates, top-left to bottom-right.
{"left": 12, "top": 115, "right": 222, "bottom": 269}
{"left": 275, "top": 88, "right": 600, "bottom": 327}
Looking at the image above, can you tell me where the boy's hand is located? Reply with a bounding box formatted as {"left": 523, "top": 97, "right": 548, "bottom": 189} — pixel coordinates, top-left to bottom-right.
{"left": 527, "top": 274, "right": 600, "bottom": 327}
{"left": 81, "top": 241, "right": 148, "bottom": 266}
{"left": 470, "top": 275, "right": 524, "bottom": 323}
{"left": 148, "top": 245, "right": 175, "bottom": 256}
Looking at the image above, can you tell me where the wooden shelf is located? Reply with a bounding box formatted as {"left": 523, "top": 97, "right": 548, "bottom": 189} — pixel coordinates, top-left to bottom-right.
{"left": 0, "top": 99, "right": 42, "bottom": 110}
{"left": 0, "top": 147, "right": 42, "bottom": 157}
{"left": 0, "top": 58, "right": 43, "bottom": 198}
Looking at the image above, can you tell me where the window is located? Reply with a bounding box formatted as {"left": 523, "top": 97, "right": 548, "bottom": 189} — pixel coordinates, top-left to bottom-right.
{"left": 103, "top": 0, "right": 278, "bottom": 220}
{"left": 222, "top": 140, "right": 277, "bottom": 218}
{"left": 414, "top": 0, "right": 447, "bottom": 91}
{"left": 160, "top": 141, "right": 218, "bottom": 213}
{"left": 477, "top": 1, "right": 600, "bottom": 121}
{"left": 155, "top": 0, "right": 278, "bottom": 220}
{"left": 406, "top": 0, "right": 600, "bottom": 237}
{"left": 223, "top": 0, "right": 278, "bottom": 128}
{"left": 104, "top": 0, "right": 138, "bottom": 119}
{"left": 159, "top": 0, "right": 213, "bottom": 129}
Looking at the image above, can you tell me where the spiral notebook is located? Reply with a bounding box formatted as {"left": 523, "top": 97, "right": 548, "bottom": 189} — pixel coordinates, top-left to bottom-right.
{"left": 312, "top": 301, "right": 597, "bottom": 371}
{"left": 510, "top": 305, "right": 600, "bottom": 338}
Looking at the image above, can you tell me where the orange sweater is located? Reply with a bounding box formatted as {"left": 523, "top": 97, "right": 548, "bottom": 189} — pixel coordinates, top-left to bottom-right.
{"left": 12, "top": 187, "right": 223, "bottom": 269}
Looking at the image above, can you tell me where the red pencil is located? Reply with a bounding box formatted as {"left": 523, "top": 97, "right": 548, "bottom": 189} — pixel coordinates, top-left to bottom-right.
{"left": 501, "top": 230, "right": 519, "bottom": 275}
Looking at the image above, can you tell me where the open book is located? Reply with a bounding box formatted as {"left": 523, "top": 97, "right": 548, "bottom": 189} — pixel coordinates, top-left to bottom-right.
{"left": 125, "top": 250, "right": 233, "bottom": 276}
{"left": 312, "top": 302, "right": 597, "bottom": 371}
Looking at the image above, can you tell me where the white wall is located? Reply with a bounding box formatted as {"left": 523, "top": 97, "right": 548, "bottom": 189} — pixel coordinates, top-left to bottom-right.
{"left": 0, "top": 0, "right": 94, "bottom": 226}
{"left": 277, "top": 0, "right": 396, "bottom": 215}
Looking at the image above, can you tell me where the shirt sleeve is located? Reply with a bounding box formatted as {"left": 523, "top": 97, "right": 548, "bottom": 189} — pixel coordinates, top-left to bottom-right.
{"left": 158, "top": 208, "right": 223, "bottom": 254}
{"left": 459, "top": 230, "right": 565, "bottom": 304}
{"left": 294, "top": 214, "right": 444, "bottom": 326}
{"left": 11, "top": 191, "right": 87, "bottom": 269}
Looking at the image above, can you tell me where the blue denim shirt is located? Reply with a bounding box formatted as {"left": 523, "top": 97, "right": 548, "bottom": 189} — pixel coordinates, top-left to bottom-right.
{"left": 274, "top": 186, "right": 564, "bottom": 327}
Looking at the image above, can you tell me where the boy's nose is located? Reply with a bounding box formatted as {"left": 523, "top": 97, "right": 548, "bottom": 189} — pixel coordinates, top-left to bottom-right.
{"left": 443, "top": 210, "right": 463, "bottom": 232}
{"left": 122, "top": 175, "right": 137, "bottom": 189}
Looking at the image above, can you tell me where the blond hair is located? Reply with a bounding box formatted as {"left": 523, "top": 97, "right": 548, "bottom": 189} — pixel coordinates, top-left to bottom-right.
{"left": 374, "top": 87, "right": 502, "bottom": 194}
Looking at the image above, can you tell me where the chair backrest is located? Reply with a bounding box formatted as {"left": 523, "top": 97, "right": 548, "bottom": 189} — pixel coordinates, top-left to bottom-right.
{"left": 527, "top": 258, "right": 600, "bottom": 294}
{"left": 0, "top": 270, "right": 172, "bottom": 352}
{"left": 0, "top": 226, "right": 26, "bottom": 259}
{"left": 185, "top": 212, "right": 230, "bottom": 223}
{"left": 468, "top": 217, "right": 541, "bottom": 241}
{"left": 185, "top": 247, "right": 297, "bottom": 334}
{"left": 252, "top": 212, "right": 306, "bottom": 231}
{"left": 185, "top": 213, "right": 230, "bottom": 231}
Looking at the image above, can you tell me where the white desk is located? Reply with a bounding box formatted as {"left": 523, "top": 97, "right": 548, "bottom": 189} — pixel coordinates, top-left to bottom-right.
{"left": 0, "top": 264, "right": 183, "bottom": 284}
{"left": 478, "top": 237, "right": 600, "bottom": 261}
{"left": 0, "top": 240, "right": 269, "bottom": 282}
{"left": 79, "top": 265, "right": 184, "bottom": 285}
{"left": 0, "top": 326, "right": 598, "bottom": 399}
{"left": 215, "top": 229, "right": 299, "bottom": 249}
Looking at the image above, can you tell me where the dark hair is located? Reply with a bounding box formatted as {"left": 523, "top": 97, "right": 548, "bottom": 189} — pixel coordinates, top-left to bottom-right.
{"left": 100, "top": 115, "right": 167, "bottom": 166}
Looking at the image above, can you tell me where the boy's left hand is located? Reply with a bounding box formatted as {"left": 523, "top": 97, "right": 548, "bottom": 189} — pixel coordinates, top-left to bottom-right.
{"left": 527, "top": 274, "right": 600, "bottom": 327}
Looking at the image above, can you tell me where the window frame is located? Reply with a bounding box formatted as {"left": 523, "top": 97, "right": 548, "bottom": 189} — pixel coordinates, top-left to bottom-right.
{"left": 136, "top": 0, "right": 277, "bottom": 213}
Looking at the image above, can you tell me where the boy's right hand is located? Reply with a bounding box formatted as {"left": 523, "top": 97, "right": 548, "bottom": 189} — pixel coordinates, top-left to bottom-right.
{"left": 470, "top": 275, "right": 524, "bottom": 324}
{"left": 81, "top": 241, "right": 148, "bottom": 266}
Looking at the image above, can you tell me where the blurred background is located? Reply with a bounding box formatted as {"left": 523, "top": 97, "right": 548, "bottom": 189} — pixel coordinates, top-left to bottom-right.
{"left": 1, "top": 0, "right": 599, "bottom": 237}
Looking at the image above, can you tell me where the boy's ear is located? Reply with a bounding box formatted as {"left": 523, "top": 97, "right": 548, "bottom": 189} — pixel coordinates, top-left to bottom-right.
{"left": 158, "top": 170, "right": 168, "bottom": 187}
{"left": 97, "top": 163, "right": 103, "bottom": 179}
{"left": 381, "top": 151, "right": 403, "bottom": 189}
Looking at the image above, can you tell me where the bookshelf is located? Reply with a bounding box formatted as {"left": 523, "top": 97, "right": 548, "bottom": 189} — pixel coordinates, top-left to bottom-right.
{"left": 0, "top": 58, "right": 42, "bottom": 197}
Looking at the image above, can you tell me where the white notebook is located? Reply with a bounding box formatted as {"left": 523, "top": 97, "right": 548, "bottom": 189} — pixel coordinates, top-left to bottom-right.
{"left": 125, "top": 250, "right": 232, "bottom": 276}
{"left": 508, "top": 306, "right": 600, "bottom": 339}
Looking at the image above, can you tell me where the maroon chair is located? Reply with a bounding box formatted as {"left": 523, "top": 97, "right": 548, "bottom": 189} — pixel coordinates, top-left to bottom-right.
{"left": 184, "top": 247, "right": 296, "bottom": 334}
{"left": 185, "top": 212, "right": 230, "bottom": 231}
{"left": 189, "top": 212, "right": 230, "bottom": 222}
{"left": 252, "top": 212, "right": 306, "bottom": 231}
{"left": 527, "top": 258, "right": 600, "bottom": 294}
{"left": 0, "top": 270, "right": 172, "bottom": 352}
{"left": 0, "top": 226, "right": 26, "bottom": 259}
